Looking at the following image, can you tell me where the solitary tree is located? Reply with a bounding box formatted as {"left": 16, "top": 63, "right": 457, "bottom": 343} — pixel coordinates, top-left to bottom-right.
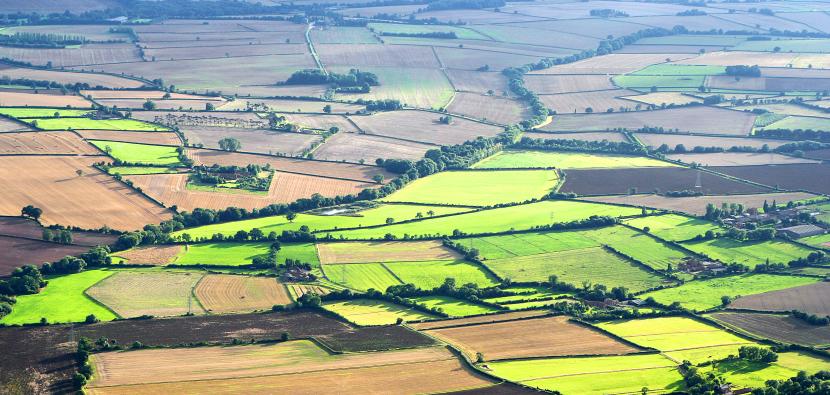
{"left": 142, "top": 100, "right": 156, "bottom": 110}
{"left": 323, "top": 104, "right": 332, "bottom": 113}
{"left": 218, "top": 137, "right": 241, "bottom": 152}
{"left": 286, "top": 212, "right": 297, "bottom": 222}
{"left": 21, "top": 205, "right": 42, "bottom": 220}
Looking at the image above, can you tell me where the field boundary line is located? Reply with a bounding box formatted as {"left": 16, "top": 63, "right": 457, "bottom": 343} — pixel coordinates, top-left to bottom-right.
{"left": 379, "top": 262, "right": 406, "bottom": 284}
{"left": 81, "top": 270, "right": 125, "bottom": 320}
{"left": 189, "top": 273, "right": 209, "bottom": 315}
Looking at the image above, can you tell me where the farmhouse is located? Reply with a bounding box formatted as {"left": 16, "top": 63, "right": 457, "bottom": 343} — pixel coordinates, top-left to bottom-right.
{"left": 678, "top": 257, "right": 725, "bottom": 274}
{"left": 778, "top": 224, "right": 826, "bottom": 239}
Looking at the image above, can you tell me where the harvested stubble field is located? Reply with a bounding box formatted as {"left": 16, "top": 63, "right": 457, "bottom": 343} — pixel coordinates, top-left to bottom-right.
{"left": 75, "top": 130, "right": 182, "bottom": 145}
{"left": 540, "top": 106, "right": 756, "bottom": 136}
{"left": 666, "top": 152, "right": 820, "bottom": 167}
{"left": 110, "top": 244, "right": 183, "bottom": 265}
{"left": 381, "top": 170, "right": 559, "bottom": 207}
{"left": 87, "top": 342, "right": 491, "bottom": 395}
{"left": 728, "top": 282, "right": 830, "bottom": 316}
{"left": 95, "top": 98, "right": 227, "bottom": 111}
{"left": 312, "top": 132, "right": 433, "bottom": 163}
{"left": 445, "top": 69, "right": 511, "bottom": 95}
{"left": 282, "top": 113, "right": 360, "bottom": 133}
{"left": 559, "top": 166, "right": 771, "bottom": 196}
{"left": 195, "top": 274, "right": 292, "bottom": 313}
{"left": 0, "top": 131, "right": 99, "bottom": 155}
{"left": 583, "top": 192, "right": 817, "bottom": 216}
{"left": 327, "top": 200, "right": 642, "bottom": 239}
{"left": 86, "top": 270, "right": 205, "bottom": 318}
{"left": 710, "top": 312, "right": 830, "bottom": 347}
{"left": 446, "top": 93, "right": 531, "bottom": 125}
{"left": 523, "top": 74, "right": 615, "bottom": 94}
{"left": 634, "top": 133, "right": 788, "bottom": 150}
{"left": 641, "top": 274, "right": 819, "bottom": 312}
{"left": 622, "top": 91, "right": 702, "bottom": 106}
{"left": 528, "top": 53, "right": 695, "bottom": 75}
{"left": 409, "top": 310, "right": 550, "bottom": 330}
{"left": 712, "top": 163, "right": 830, "bottom": 195}
{"left": 126, "top": 171, "right": 374, "bottom": 211}
{"left": 596, "top": 316, "right": 758, "bottom": 364}
{"left": 0, "top": 43, "right": 141, "bottom": 67}
{"left": 486, "top": 353, "right": 684, "bottom": 395}
{"left": 181, "top": 126, "right": 319, "bottom": 156}
{"left": 0, "top": 269, "right": 118, "bottom": 325}
{"left": 316, "top": 44, "right": 439, "bottom": 68}
{"left": 0, "top": 116, "right": 29, "bottom": 132}
{"left": 0, "top": 156, "right": 171, "bottom": 230}
{"left": 472, "top": 150, "right": 672, "bottom": 169}
{"left": 0, "top": 235, "right": 90, "bottom": 276}
{"left": 335, "top": 66, "right": 454, "bottom": 110}
{"left": 0, "top": 91, "right": 93, "bottom": 107}
{"left": 538, "top": 89, "right": 641, "bottom": 114}
{"left": 425, "top": 315, "right": 639, "bottom": 361}
{"left": 219, "top": 98, "right": 363, "bottom": 113}
{"left": 0, "top": 65, "right": 146, "bottom": 88}
{"left": 316, "top": 240, "right": 459, "bottom": 264}
{"left": 524, "top": 131, "right": 628, "bottom": 142}
{"left": 186, "top": 148, "right": 392, "bottom": 183}
{"left": 482, "top": 246, "right": 666, "bottom": 292}
{"left": 348, "top": 110, "right": 504, "bottom": 146}
{"left": 323, "top": 299, "right": 438, "bottom": 325}
{"left": 288, "top": 283, "right": 331, "bottom": 298}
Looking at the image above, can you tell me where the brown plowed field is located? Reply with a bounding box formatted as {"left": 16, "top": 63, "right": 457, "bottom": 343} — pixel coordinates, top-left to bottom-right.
{"left": 425, "top": 316, "right": 639, "bottom": 361}
{"left": 0, "top": 91, "right": 93, "bottom": 107}
{"left": 0, "top": 65, "right": 145, "bottom": 88}
{"left": 635, "top": 134, "right": 787, "bottom": 150}
{"left": 111, "top": 245, "right": 183, "bottom": 265}
{"left": 582, "top": 192, "right": 817, "bottom": 216}
{"left": 712, "top": 164, "right": 830, "bottom": 195}
{"left": 312, "top": 132, "right": 432, "bottom": 163}
{"left": 0, "top": 325, "right": 77, "bottom": 393}
{"left": 410, "top": 310, "right": 550, "bottom": 331}
{"left": 348, "top": 109, "right": 503, "bottom": 146}
{"left": 195, "top": 274, "right": 291, "bottom": 313}
{"left": 538, "top": 89, "right": 640, "bottom": 114}
{"left": 729, "top": 282, "right": 830, "bottom": 316}
{"left": 0, "top": 131, "right": 100, "bottom": 155}
{"left": 710, "top": 312, "right": 830, "bottom": 347}
{"left": 540, "top": 106, "right": 756, "bottom": 136}
{"left": 316, "top": 241, "right": 460, "bottom": 264}
{"left": 186, "top": 148, "right": 392, "bottom": 183}
{"left": 95, "top": 98, "right": 228, "bottom": 111}
{"left": 181, "top": 126, "right": 318, "bottom": 156}
{"left": 0, "top": 216, "right": 117, "bottom": 247}
{"left": 559, "top": 167, "right": 771, "bottom": 196}
{"left": 87, "top": 343, "right": 491, "bottom": 394}
{"left": 805, "top": 149, "right": 830, "bottom": 160}
{"left": 75, "top": 130, "right": 181, "bottom": 146}
{"left": 125, "top": 172, "right": 375, "bottom": 211}
{"left": 0, "top": 235, "right": 89, "bottom": 276}
{"left": 0, "top": 116, "right": 29, "bottom": 132}
{"left": 0, "top": 156, "right": 171, "bottom": 230}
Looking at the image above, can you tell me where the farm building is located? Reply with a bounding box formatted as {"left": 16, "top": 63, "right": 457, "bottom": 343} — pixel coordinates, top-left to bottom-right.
{"left": 778, "top": 224, "right": 826, "bottom": 239}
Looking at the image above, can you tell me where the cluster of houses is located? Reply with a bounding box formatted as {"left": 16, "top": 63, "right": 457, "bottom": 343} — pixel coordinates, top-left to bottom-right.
{"left": 722, "top": 206, "right": 827, "bottom": 239}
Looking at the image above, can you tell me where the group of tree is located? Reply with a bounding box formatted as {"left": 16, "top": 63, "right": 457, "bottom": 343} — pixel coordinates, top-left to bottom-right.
{"left": 703, "top": 202, "right": 745, "bottom": 220}
{"left": 515, "top": 136, "right": 648, "bottom": 155}
{"left": 726, "top": 64, "right": 762, "bottom": 77}
{"left": 379, "top": 31, "right": 457, "bottom": 39}
{"left": 676, "top": 9, "right": 706, "bottom": 16}
{"left": 791, "top": 309, "right": 830, "bottom": 326}
{"left": 0, "top": 32, "right": 88, "bottom": 48}
{"left": 424, "top": 0, "right": 504, "bottom": 11}
{"left": 284, "top": 69, "right": 378, "bottom": 93}
{"left": 359, "top": 99, "right": 403, "bottom": 112}
{"left": 590, "top": 8, "right": 629, "bottom": 17}
{"left": 42, "top": 228, "right": 73, "bottom": 244}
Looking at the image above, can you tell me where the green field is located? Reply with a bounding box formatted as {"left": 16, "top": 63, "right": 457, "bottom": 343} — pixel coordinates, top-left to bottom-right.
{"left": 0, "top": 107, "right": 92, "bottom": 118}
{"left": 597, "top": 316, "right": 756, "bottom": 364}
{"left": 614, "top": 75, "right": 706, "bottom": 90}
{"left": 734, "top": 38, "right": 830, "bottom": 53}
{"left": 322, "top": 299, "right": 437, "bottom": 325}
{"left": 487, "top": 354, "right": 683, "bottom": 395}
{"left": 368, "top": 22, "right": 488, "bottom": 40}
{"left": 482, "top": 246, "right": 667, "bottom": 292}
{"left": 680, "top": 238, "right": 816, "bottom": 267}
{"left": 174, "top": 204, "right": 471, "bottom": 240}
{"left": 464, "top": 229, "right": 601, "bottom": 260}
{"left": 472, "top": 150, "right": 673, "bottom": 170}
{"left": 28, "top": 117, "right": 164, "bottom": 131}
{"left": 410, "top": 295, "right": 500, "bottom": 317}
{"left": 585, "top": 226, "right": 688, "bottom": 271}
{"left": 640, "top": 274, "right": 818, "bottom": 311}
{"left": 630, "top": 64, "right": 726, "bottom": 76}
{"left": 173, "top": 242, "right": 319, "bottom": 267}
{"left": 90, "top": 140, "right": 183, "bottom": 166}
{"left": 381, "top": 170, "right": 559, "bottom": 207}
{"left": 760, "top": 116, "right": 830, "bottom": 131}
{"left": 387, "top": 259, "right": 499, "bottom": 289}
{"left": 0, "top": 269, "right": 118, "bottom": 325}
{"left": 86, "top": 270, "right": 204, "bottom": 318}
{"left": 327, "top": 200, "right": 644, "bottom": 239}
{"left": 801, "top": 233, "right": 830, "bottom": 250}
{"left": 714, "top": 352, "right": 830, "bottom": 389}
{"left": 324, "top": 263, "right": 402, "bottom": 291}
{"left": 625, "top": 214, "right": 722, "bottom": 242}
{"left": 107, "top": 166, "right": 182, "bottom": 175}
